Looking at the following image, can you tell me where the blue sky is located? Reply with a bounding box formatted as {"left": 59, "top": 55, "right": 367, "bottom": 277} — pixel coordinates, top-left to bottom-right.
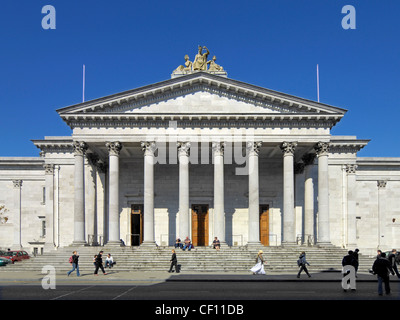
{"left": 1, "top": 1, "right": 399, "bottom": 157}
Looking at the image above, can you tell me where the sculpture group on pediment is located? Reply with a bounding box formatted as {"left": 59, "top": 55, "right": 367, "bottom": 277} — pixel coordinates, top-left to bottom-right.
{"left": 173, "top": 46, "right": 225, "bottom": 75}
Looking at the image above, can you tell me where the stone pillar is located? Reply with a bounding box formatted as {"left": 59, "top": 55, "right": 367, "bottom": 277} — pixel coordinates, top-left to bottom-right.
{"left": 73, "top": 141, "right": 88, "bottom": 245}
{"left": 177, "top": 141, "right": 190, "bottom": 239}
{"left": 141, "top": 141, "right": 157, "bottom": 246}
{"left": 247, "top": 141, "right": 262, "bottom": 246}
{"left": 106, "top": 142, "right": 122, "bottom": 245}
{"left": 315, "top": 142, "right": 331, "bottom": 245}
{"left": 12, "top": 180, "right": 23, "bottom": 249}
{"left": 377, "top": 180, "right": 387, "bottom": 249}
{"left": 44, "top": 164, "right": 55, "bottom": 250}
{"left": 212, "top": 142, "right": 225, "bottom": 245}
{"left": 303, "top": 153, "right": 316, "bottom": 245}
{"left": 281, "top": 142, "right": 297, "bottom": 244}
{"left": 345, "top": 164, "right": 357, "bottom": 248}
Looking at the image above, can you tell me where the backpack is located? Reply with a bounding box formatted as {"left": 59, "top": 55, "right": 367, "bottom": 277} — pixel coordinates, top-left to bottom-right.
{"left": 69, "top": 256, "right": 73, "bottom": 263}
{"left": 297, "top": 259, "right": 301, "bottom": 267}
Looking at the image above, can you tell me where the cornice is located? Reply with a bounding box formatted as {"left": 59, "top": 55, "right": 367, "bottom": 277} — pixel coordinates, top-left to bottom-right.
{"left": 57, "top": 73, "right": 347, "bottom": 117}
{"left": 60, "top": 113, "right": 343, "bottom": 129}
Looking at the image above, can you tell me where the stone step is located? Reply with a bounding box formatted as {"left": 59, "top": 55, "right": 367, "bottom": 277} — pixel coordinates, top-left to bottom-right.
{"left": 3, "top": 245, "right": 375, "bottom": 274}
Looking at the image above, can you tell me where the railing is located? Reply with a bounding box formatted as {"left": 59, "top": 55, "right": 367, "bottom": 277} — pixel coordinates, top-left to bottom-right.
{"left": 296, "top": 234, "right": 315, "bottom": 246}
{"left": 88, "top": 234, "right": 104, "bottom": 246}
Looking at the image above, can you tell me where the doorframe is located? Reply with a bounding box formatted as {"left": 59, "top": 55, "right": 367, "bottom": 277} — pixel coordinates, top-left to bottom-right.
{"left": 259, "top": 204, "right": 270, "bottom": 246}
{"left": 191, "top": 203, "right": 210, "bottom": 247}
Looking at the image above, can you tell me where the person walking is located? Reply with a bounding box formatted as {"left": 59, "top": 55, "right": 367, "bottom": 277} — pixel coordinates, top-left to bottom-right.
{"left": 94, "top": 251, "right": 107, "bottom": 276}
{"left": 297, "top": 251, "right": 311, "bottom": 278}
{"left": 388, "top": 249, "right": 400, "bottom": 278}
{"left": 250, "top": 250, "right": 266, "bottom": 275}
{"left": 372, "top": 252, "right": 394, "bottom": 296}
{"left": 67, "top": 251, "right": 80, "bottom": 277}
{"left": 168, "top": 249, "right": 179, "bottom": 273}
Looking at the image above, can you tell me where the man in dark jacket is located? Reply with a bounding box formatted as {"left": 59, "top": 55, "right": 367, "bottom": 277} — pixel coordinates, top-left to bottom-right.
{"left": 168, "top": 249, "right": 179, "bottom": 273}
{"left": 372, "top": 252, "right": 394, "bottom": 295}
{"left": 94, "top": 251, "right": 107, "bottom": 275}
{"left": 388, "top": 249, "right": 400, "bottom": 278}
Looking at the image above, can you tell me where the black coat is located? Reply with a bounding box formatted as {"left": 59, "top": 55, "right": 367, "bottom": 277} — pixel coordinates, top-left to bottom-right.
{"left": 170, "top": 253, "right": 177, "bottom": 263}
{"left": 72, "top": 254, "right": 79, "bottom": 265}
{"left": 372, "top": 258, "right": 394, "bottom": 277}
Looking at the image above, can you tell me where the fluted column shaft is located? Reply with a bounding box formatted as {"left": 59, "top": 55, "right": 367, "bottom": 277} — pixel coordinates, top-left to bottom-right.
{"left": 281, "top": 142, "right": 297, "bottom": 244}
{"left": 247, "top": 141, "right": 262, "bottom": 246}
{"left": 303, "top": 153, "right": 316, "bottom": 244}
{"left": 315, "top": 142, "right": 331, "bottom": 244}
{"left": 178, "top": 142, "right": 190, "bottom": 239}
{"left": 12, "top": 180, "right": 23, "bottom": 249}
{"left": 106, "top": 142, "right": 122, "bottom": 245}
{"left": 213, "top": 142, "right": 225, "bottom": 244}
{"left": 141, "top": 141, "right": 157, "bottom": 246}
{"left": 73, "top": 141, "right": 88, "bottom": 245}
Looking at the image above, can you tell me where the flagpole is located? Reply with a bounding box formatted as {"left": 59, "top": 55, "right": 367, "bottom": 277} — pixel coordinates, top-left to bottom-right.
{"left": 317, "top": 64, "right": 320, "bottom": 102}
{"left": 82, "top": 64, "right": 85, "bottom": 103}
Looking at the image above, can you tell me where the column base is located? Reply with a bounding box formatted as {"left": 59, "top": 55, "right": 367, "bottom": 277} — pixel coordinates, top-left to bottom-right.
{"left": 71, "top": 240, "right": 88, "bottom": 247}
{"left": 140, "top": 241, "right": 158, "bottom": 248}
{"left": 246, "top": 241, "right": 262, "bottom": 249}
{"left": 105, "top": 241, "right": 123, "bottom": 247}
{"left": 316, "top": 242, "right": 333, "bottom": 247}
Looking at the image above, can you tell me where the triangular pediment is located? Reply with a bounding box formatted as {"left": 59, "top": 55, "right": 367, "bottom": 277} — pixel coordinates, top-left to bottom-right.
{"left": 57, "top": 72, "right": 346, "bottom": 125}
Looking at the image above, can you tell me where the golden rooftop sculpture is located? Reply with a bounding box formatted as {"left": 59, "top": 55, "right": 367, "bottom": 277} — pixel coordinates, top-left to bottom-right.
{"left": 172, "top": 46, "right": 226, "bottom": 78}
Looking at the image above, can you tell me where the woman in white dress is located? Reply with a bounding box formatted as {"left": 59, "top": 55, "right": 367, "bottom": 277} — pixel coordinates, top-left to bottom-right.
{"left": 250, "top": 250, "right": 266, "bottom": 275}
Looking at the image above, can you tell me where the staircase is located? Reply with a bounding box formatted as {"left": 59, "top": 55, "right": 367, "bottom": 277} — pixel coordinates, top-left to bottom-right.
{"left": 2, "top": 245, "right": 375, "bottom": 274}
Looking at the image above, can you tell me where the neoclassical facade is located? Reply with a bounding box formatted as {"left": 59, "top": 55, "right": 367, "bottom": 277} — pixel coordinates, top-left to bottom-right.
{"left": 1, "top": 57, "right": 399, "bottom": 255}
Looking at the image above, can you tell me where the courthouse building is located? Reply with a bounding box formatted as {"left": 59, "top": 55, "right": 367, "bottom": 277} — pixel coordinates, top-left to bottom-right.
{"left": 1, "top": 48, "right": 399, "bottom": 255}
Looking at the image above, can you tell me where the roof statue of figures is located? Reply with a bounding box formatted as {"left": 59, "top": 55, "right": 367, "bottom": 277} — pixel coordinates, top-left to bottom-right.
{"left": 172, "top": 46, "right": 227, "bottom": 78}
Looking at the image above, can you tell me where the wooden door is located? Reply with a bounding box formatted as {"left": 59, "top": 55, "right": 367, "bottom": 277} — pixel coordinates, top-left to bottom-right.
{"left": 259, "top": 205, "right": 269, "bottom": 246}
{"left": 191, "top": 204, "right": 209, "bottom": 246}
{"left": 131, "top": 205, "right": 143, "bottom": 246}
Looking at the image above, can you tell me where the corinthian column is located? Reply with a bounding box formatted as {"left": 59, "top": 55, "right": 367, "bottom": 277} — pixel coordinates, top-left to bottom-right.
{"left": 141, "top": 141, "right": 157, "bottom": 246}
{"left": 12, "top": 180, "right": 23, "bottom": 249}
{"left": 247, "top": 141, "right": 262, "bottom": 246}
{"left": 177, "top": 141, "right": 190, "bottom": 240}
{"left": 302, "top": 153, "right": 316, "bottom": 245}
{"left": 106, "top": 141, "right": 122, "bottom": 245}
{"left": 315, "top": 142, "right": 331, "bottom": 245}
{"left": 281, "top": 141, "right": 297, "bottom": 245}
{"left": 212, "top": 142, "right": 225, "bottom": 245}
{"left": 73, "top": 141, "right": 88, "bottom": 245}
{"left": 44, "top": 164, "right": 55, "bottom": 250}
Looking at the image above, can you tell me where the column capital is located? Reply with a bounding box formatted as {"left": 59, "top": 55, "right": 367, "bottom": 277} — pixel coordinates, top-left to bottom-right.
{"left": 280, "top": 141, "right": 297, "bottom": 155}
{"left": 377, "top": 180, "right": 387, "bottom": 189}
{"left": 73, "top": 141, "right": 88, "bottom": 156}
{"left": 246, "top": 141, "right": 262, "bottom": 155}
{"left": 314, "top": 142, "right": 330, "bottom": 156}
{"left": 44, "top": 164, "right": 54, "bottom": 175}
{"left": 345, "top": 164, "right": 358, "bottom": 174}
{"left": 106, "top": 141, "right": 123, "bottom": 156}
{"left": 212, "top": 141, "right": 225, "bottom": 155}
{"left": 12, "top": 180, "right": 23, "bottom": 189}
{"left": 177, "top": 141, "right": 191, "bottom": 156}
{"left": 141, "top": 141, "right": 157, "bottom": 155}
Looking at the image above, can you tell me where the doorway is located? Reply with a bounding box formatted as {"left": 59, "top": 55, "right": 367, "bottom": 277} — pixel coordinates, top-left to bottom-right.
{"left": 131, "top": 205, "right": 143, "bottom": 246}
{"left": 191, "top": 204, "right": 209, "bottom": 246}
{"left": 259, "top": 205, "right": 269, "bottom": 246}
